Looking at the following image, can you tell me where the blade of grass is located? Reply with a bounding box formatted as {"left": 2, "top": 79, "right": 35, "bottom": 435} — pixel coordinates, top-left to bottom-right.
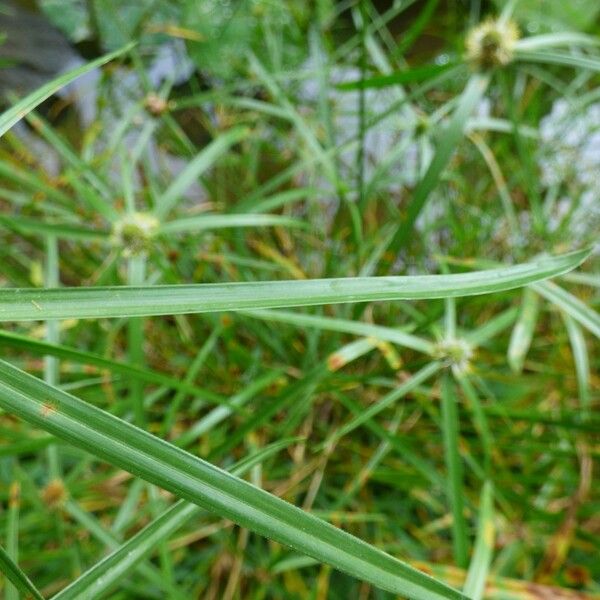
{"left": 507, "top": 288, "right": 540, "bottom": 373}
{"left": 336, "top": 63, "right": 456, "bottom": 91}
{"left": 247, "top": 53, "right": 338, "bottom": 187}
{"left": 52, "top": 438, "right": 301, "bottom": 600}
{"left": 562, "top": 314, "right": 591, "bottom": 415}
{"left": 0, "top": 249, "right": 588, "bottom": 321}
{"left": 515, "top": 33, "right": 600, "bottom": 52}
{"left": 5, "top": 482, "right": 20, "bottom": 600}
{"left": 468, "top": 132, "right": 520, "bottom": 243}
{"left": 155, "top": 127, "right": 249, "bottom": 219}
{"left": 533, "top": 280, "right": 600, "bottom": 339}
{"left": 562, "top": 272, "right": 600, "bottom": 288}
{"left": 161, "top": 325, "right": 223, "bottom": 435}
{"left": 464, "top": 307, "right": 519, "bottom": 347}
{"left": 160, "top": 214, "right": 305, "bottom": 235}
{"left": 243, "top": 309, "right": 434, "bottom": 354}
{"left": 516, "top": 50, "right": 600, "bottom": 73}
{"left": 0, "top": 359, "right": 464, "bottom": 600}
{"left": 0, "top": 544, "right": 44, "bottom": 600}
{"left": 463, "top": 481, "right": 494, "bottom": 600}
{"left": 0, "top": 44, "right": 133, "bottom": 137}
{"left": 455, "top": 375, "right": 493, "bottom": 474}
{"left": 441, "top": 374, "right": 469, "bottom": 568}
{"left": 174, "top": 370, "right": 284, "bottom": 448}
{"left": 329, "top": 362, "right": 443, "bottom": 444}
{"left": 0, "top": 330, "right": 228, "bottom": 407}
{"left": 0, "top": 214, "right": 108, "bottom": 242}
{"left": 63, "top": 499, "right": 183, "bottom": 599}
{"left": 386, "top": 72, "right": 490, "bottom": 255}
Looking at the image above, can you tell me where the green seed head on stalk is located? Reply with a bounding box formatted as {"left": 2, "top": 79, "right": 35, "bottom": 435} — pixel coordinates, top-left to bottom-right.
{"left": 112, "top": 212, "right": 160, "bottom": 257}
{"left": 434, "top": 337, "right": 474, "bottom": 375}
{"left": 466, "top": 17, "right": 519, "bottom": 70}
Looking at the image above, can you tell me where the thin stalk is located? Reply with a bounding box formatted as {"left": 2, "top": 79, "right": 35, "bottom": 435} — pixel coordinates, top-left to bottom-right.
{"left": 161, "top": 324, "right": 222, "bottom": 436}
{"left": 441, "top": 374, "right": 469, "bottom": 568}
{"left": 44, "top": 234, "right": 60, "bottom": 478}
{"left": 127, "top": 251, "right": 176, "bottom": 587}
{"left": 445, "top": 297, "right": 456, "bottom": 340}
{"left": 357, "top": 0, "right": 368, "bottom": 214}
{"left": 5, "top": 481, "right": 20, "bottom": 600}
{"left": 127, "top": 254, "right": 147, "bottom": 427}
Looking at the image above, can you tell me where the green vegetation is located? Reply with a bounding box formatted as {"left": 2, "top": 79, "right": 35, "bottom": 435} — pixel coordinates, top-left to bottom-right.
{"left": 0, "top": 1, "right": 598, "bottom": 598}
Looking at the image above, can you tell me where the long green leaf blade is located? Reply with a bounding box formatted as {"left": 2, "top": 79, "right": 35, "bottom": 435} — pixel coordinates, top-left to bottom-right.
{"left": 562, "top": 314, "right": 591, "bottom": 414}
{"left": 0, "top": 544, "right": 44, "bottom": 600}
{"left": 507, "top": 288, "right": 540, "bottom": 373}
{"left": 160, "top": 213, "right": 305, "bottom": 235}
{"left": 53, "top": 440, "right": 298, "bottom": 600}
{"left": 516, "top": 50, "right": 600, "bottom": 72}
{"left": 155, "top": 127, "right": 249, "bottom": 219}
{"left": 441, "top": 375, "right": 468, "bottom": 568}
{"left": 332, "top": 362, "right": 443, "bottom": 443}
{"left": 243, "top": 309, "right": 434, "bottom": 354}
{"left": 0, "top": 44, "right": 133, "bottom": 138}
{"left": 463, "top": 481, "right": 494, "bottom": 600}
{"left": 0, "top": 359, "right": 464, "bottom": 600}
{"left": 387, "top": 72, "right": 490, "bottom": 253}
{"left": 533, "top": 280, "right": 600, "bottom": 339}
{"left": 0, "top": 214, "right": 108, "bottom": 242}
{"left": 0, "top": 249, "right": 588, "bottom": 321}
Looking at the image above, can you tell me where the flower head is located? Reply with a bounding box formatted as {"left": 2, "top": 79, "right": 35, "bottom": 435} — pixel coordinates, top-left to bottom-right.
{"left": 112, "top": 212, "right": 160, "bottom": 257}
{"left": 434, "top": 337, "right": 474, "bottom": 375}
{"left": 466, "top": 17, "right": 519, "bottom": 70}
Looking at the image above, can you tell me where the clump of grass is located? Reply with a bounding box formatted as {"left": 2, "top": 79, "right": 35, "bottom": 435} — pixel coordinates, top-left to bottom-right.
{"left": 0, "top": 2, "right": 598, "bottom": 599}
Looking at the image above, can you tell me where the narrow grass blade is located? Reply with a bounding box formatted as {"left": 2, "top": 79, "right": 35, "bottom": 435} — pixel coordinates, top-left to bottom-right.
{"left": 25, "top": 112, "right": 112, "bottom": 201}
{"left": 0, "top": 330, "right": 226, "bottom": 406}
{"left": 332, "top": 362, "right": 443, "bottom": 442}
{"left": 53, "top": 439, "right": 298, "bottom": 600}
{"left": 507, "top": 288, "right": 540, "bottom": 373}
{"left": 0, "top": 214, "right": 108, "bottom": 242}
{"left": 160, "top": 214, "right": 305, "bottom": 235}
{"left": 533, "top": 280, "right": 600, "bottom": 339}
{"left": 455, "top": 375, "right": 493, "bottom": 473}
{"left": 174, "top": 370, "right": 283, "bottom": 448}
{"left": 516, "top": 50, "right": 600, "bottom": 73}
{"left": 465, "top": 307, "right": 518, "bottom": 347}
{"left": 243, "top": 309, "right": 434, "bottom": 354}
{"left": 463, "top": 481, "right": 494, "bottom": 600}
{"left": 441, "top": 375, "right": 468, "bottom": 568}
{"left": 562, "top": 314, "right": 591, "bottom": 414}
{"left": 334, "top": 390, "right": 445, "bottom": 489}
{"left": 247, "top": 53, "right": 338, "bottom": 187}
{"left": 0, "top": 249, "right": 588, "bottom": 322}
{"left": 516, "top": 33, "right": 600, "bottom": 51}
{"left": 326, "top": 338, "right": 379, "bottom": 372}
{"left": 5, "top": 482, "right": 20, "bottom": 600}
{"left": 0, "top": 359, "right": 465, "bottom": 600}
{"left": 336, "top": 63, "right": 456, "bottom": 90}
{"left": 562, "top": 272, "right": 600, "bottom": 288}
{"left": 387, "top": 72, "right": 490, "bottom": 253}
{"left": 0, "top": 44, "right": 133, "bottom": 137}
{"left": 155, "top": 127, "right": 249, "bottom": 219}
{"left": 0, "top": 544, "right": 44, "bottom": 600}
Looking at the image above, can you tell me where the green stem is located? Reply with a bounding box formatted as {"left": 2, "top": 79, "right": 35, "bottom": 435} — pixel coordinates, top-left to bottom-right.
{"left": 45, "top": 234, "right": 60, "bottom": 478}
{"left": 441, "top": 374, "right": 469, "bottom": 568}
{"left": 127, "top": 254, "right": 147, "bottom": 427}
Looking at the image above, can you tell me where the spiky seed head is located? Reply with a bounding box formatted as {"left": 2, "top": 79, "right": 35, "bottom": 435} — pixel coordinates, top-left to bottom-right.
{"left": 433, "top": 337, "right": 474, "bottom": 375}
{"left": 145, "top": 93, "right": 169, "bottom": 116}
{"left": 466, "top": 17, "right": 519, "bottom": 70}
{"left": 112, "top": 212, "right": 159, "bottom": 257}
{"left": 42, "top": 478, "right": 68, "bottom": 509}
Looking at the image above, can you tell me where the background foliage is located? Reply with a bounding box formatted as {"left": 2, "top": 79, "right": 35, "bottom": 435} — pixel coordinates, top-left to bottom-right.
{"left": 0, "top": 0, "right": 598, "bottom": 598}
